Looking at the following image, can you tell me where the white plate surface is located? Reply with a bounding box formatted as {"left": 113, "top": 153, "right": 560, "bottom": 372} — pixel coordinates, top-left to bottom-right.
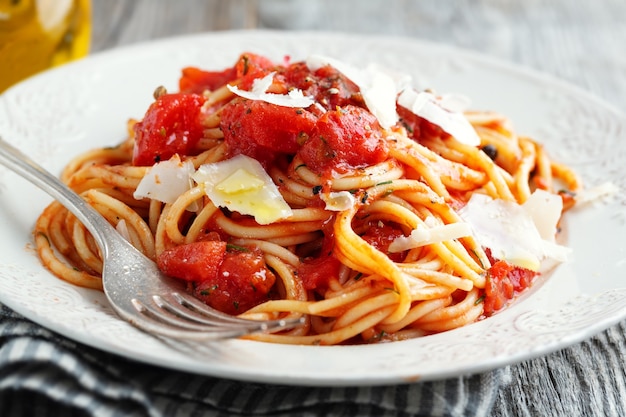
{"left": 1, "top": 30, "right": 625, "bottom": 386}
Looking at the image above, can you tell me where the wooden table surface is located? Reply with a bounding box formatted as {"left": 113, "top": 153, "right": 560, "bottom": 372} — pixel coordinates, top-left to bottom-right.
{"left": 91, "top": 0, "right": 626, "bottom": 113}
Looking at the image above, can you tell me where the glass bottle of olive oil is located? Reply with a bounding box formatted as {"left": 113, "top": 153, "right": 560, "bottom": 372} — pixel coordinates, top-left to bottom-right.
{"left": 0, "top": 0, "right": 91, "bottom": 93}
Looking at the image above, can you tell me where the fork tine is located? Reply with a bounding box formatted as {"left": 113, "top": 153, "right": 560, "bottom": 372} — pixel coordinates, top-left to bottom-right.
{"left": 131, "top": 298, "right": 275, "bottom": 340}
{"left": 129, "top": 302, "right": 260, "bottom": 340}
{"left": 130, "top": 293, "right": 305, "bottom": 341}
{"left": 132, "top": 298, "right": 247, "bottom": 331}
{"left": 151, "top": 294, "right": 271, "bottom": 330}
{"left": 171, "top": 291, "right": 303, "bottom": 327}
{"left": 171, "top": 291, "right": 270, "bottom": 324}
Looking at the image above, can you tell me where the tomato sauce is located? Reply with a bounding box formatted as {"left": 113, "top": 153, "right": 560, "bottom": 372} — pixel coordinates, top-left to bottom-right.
{"left": 360, "top": 222, "right": 406, "bottom": 263}
{"left": 297, "top": 255, "right": 342, "bottom": 291}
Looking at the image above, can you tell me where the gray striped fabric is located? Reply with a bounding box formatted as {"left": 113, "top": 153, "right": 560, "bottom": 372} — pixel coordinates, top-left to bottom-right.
{"left": 0, "top": 303, "right": 505, "bottom": 416}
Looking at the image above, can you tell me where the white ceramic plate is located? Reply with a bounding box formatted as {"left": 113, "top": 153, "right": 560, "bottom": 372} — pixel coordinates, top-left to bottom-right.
{"left": 1, "top": 31, "right": 625, "bottom": 386}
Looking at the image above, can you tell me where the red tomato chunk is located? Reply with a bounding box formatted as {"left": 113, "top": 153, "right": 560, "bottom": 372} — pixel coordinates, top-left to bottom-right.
{"left": 179, "top": 66, "right": 237, "bottom": 94}
{"left": 157, "top": 240, "right": 227, "bottom": 283}
{"left": 219, "top": 99, "right": 317, "bottom": 166}
{"left": 179, "top": 52, "right": 275, "bottom": 95}
{"left": 280, "top": 62, "right": 363, "bottom": 110}
{"left": 157, "top": 242, "right": 276, "bottom": 315}
{"left": 482, "top": 250, "right": 537, "bottom": 315}
{"left": 234, "top": 52, "right": 276, "bottom": 88}
{"left": 132, "top": 93, "right": 206, "bottom": 166}
{"left": 298, "top": 105, "right": 389, "bottom": 175}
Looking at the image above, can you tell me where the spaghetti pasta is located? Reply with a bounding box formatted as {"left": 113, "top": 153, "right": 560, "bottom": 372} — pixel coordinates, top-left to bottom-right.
{"left": 34, "top": 52, "right": 581, "bottom": 345}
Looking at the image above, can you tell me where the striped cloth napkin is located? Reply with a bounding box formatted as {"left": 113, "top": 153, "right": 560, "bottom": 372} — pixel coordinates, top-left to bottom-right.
{"left": 0, "top": 303, "right": 505, "bottom": 417}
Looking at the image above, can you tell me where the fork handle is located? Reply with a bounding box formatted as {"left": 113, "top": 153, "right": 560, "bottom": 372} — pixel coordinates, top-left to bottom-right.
{"left": 0, "top": 135, "right": 115, "bottom": 252}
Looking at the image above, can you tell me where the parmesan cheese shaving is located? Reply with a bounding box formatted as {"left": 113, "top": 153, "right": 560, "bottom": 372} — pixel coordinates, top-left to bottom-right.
{"left": 227, "top": 72, "right": 314, "bottom": 108}
{"left": 397, "top": 89, "right": 481, "bottom": 147}
{"left": 215, "top": 168, "right": 265, "bottom": 194}
{"left": 438, "top": 93, "right": 472, "bottom": 113}
{"left": 133, "top": 155, "right": 195, "bottom": 204}
{"left": 522, "top": 189, "right": 562, "bottom": 242}
{"left": 320, "top": 191, "right": 356, "bottom": 211}
{"left": 193, "top": 154, "right": 293, "bottom": 225}
{"left": 574, "top": 181, "right": 619, "bottom": 205}
{"left": 459, "top": 191, "right": 571, "bottom": 271}
{"left": 388, "top": 219, "right": 473, "bottom": 253}
{"left": 360, "top": 67, "right": 399, "bottom": 129}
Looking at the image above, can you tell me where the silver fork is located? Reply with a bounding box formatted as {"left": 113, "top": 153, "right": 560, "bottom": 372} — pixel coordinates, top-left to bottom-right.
{"left": 0, "top": 136, "right": 304, "bottom": 340}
